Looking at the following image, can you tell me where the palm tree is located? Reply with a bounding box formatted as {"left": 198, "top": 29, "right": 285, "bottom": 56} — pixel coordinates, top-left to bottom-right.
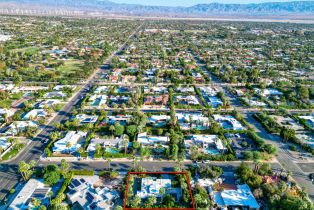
{"left": 159, "top": 187, "right": 166, "bottom": 204}
{"left": 109, "top": 125, "right": 115, "bottom": 137}
{"left": 194, "top": 194, "right": 203, "bottom": 209}
{"left": 124, "top": 137, "right": 129, "bottom": 155}
{"left": 0, "top": 147, "right": 4, "bottom": 160}
{"left": 107, "top": 158, "right": 112, "bottom": 171}
{"left": 18, "top": 161, "right": 30, "bottom": 181}
{"left": 47, "top": 191, "right": 53, "bottom": 204}
{"left": 77, "top": 147, "right": 84, "bottom": 158}
{"left": 66, "top": 141, "right": 72, "bottom": 153}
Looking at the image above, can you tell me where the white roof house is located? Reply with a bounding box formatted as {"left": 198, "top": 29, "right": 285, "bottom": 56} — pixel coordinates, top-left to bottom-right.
{"left": 12, "top": 86, "right": 49, "bottom": 93}
{"left": 0, "top": 137, "right": 11, "bottom": 151}
{"left": 0, "top": 108, "right": 15, "bottom": 117}
{"left": 87, "top": 136, "right": 125, "bottom": 152}
{"left": 94, "top": 86, "right": 109, "bottom": 94}
{"left": 176, "top": 87, "right": 195, "bottom": 93}
{"left": 213, "top": 184, "right": 260, "bottom": 209}
{"left": 44, "top": 91, "right": 67, "bottom": 99}
{"left": 9, "top": 179, "right": 51, "bottom": 210}
{"left": 22, "top": 109, "right": 47, "bottom": 120}
{"left": 199, "top": 86, "right": 219, "bottom": 96}
{"left": 53, "top": 85, "right": 76, "bottom": 91}
{"left": 75, "top": 114, "right": 99, "bottom": 124}
{"left": 0, "top": 84, "right": 14, "bottom": 92}
{"left": 190, "top": 135, "right": 226, "bottom": 152}
{"left": 137, "top": 177, "right": 171, "bottom": 199}
{"left": 137, "top": 132, "right": 169, "bottom": 145}
{"left": 144, "top": 86, "right": 168, "bottom": 94}
{"left": 148, "top": 115, "right": 170, "bottom": 126}
{"left": 174, "top": 95, "right": 200, "bottom": 105}
{"left": 67, "top": 176, "right": 119, "bottom": 210}
{"left": 3, "top": 121, "right": 38, "bottom": 136}
{"left": 213, "top": 115, "right": 245, "bottom": 131}
{"left": 176, "top": 112, "right": 209, "bottom": 130}
{"left": 107, "top": 115, "right": 131, "bottom": 125}
{"left": 299, "top": 115, "right": 314, "bottom": 128}
{"left": 89, "top": 94, "right": 108, "bottom": 107}
{"left": 37, "top": 99, "right": 60, "bottom": 108}
{"left": 53, "top": 131, "right": 87, "bottom": 154}
{"left": 255, "top": 88, "right": 283, "bottom": 97}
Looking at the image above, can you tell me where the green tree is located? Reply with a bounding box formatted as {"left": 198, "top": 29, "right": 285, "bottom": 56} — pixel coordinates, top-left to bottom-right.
{"left": 43, "top": 165, "right": 61, "bottom": 186}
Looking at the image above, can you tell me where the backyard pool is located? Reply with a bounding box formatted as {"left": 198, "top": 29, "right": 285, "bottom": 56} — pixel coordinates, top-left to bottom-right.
{"left": 105, "top": 147, "right": 120, "bottom": 154}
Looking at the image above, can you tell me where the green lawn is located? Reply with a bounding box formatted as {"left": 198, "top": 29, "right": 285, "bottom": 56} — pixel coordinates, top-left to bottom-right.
{"left": 1, "top": 143, "right": 26, "bottom": 161}
{"left": 57, "top": 60, "right": 84, "bottom": 74}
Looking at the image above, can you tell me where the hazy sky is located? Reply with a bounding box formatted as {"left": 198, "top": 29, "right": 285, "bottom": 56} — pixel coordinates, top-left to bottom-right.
{"left": 111, "top": 0, "right": 308, "bottom": 7}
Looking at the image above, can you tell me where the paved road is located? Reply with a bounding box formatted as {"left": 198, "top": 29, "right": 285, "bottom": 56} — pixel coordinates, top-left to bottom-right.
{"left": 38, "top": 160, "right": 283, "bottom": 174}
{"left": 0, "top": 23, "right": 144, "bottom": 202}
{"left": 244, "top": 113, "right": 314, "bottom": 200}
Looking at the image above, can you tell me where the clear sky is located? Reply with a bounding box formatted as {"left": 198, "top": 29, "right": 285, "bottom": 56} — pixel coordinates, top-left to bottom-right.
{"left": 111, "top": 0, "right": 309, "bottom": 7}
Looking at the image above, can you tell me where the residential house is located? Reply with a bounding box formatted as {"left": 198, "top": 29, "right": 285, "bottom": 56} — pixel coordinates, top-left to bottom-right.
{"left": 22, "top": 109, "right": 47, "bottom": 120}
{"left": 211, "top": 184, "right": 260, "bottom": 209}
{"left": 87, "top": 136, "right": 125, "bottom": 153}
{"left": 67, "top": 176, "right": 120, "bottom": 210}
{"left": 144, "top": 95, "right": 169, "bottom": 106}
{"left": 8, "top": 179, "right": 52, "bottom": 210}
{"left": 52, "top": 131, "right": 87, "bottom": 154}
{"left": 137, "top": 177, "right": 181, "bottom": 201}
{"left": 89, "top": 95, "right": 108, "bottom": 107}
{"left": 137, "top": 132, "right": 168, "bottom": 145}
{"left": 37, "top": 99, "right": 60, "bottom": 108}
{"left": 213, "top": 115, "right": 245, "bottom": 131}
{"left": 189, "top": 135, "right": 227, "bottom": 154}
{"left": 3, "top": 121, "right": 38, "bottom": 136}
{"left": 174, "top": 95, "right": 200, "bottom": 105}
{"left": 44, "top": 91, "right": 67, "bottom": 99}
{"left": 75, "top": 114, "right": 99, "bottom": 125}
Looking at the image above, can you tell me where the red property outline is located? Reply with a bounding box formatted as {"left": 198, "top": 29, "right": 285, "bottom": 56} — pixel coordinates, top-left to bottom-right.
{"left": 124, "top": 171, "right": 196, "bottom": 210}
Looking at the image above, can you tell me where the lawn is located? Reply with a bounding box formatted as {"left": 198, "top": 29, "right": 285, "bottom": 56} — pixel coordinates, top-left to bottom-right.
{"left": 57, "top": 60, "right": 84, "bottom": 74}
{"left": 1, "top": 143, "right": 26, "bottom": 161}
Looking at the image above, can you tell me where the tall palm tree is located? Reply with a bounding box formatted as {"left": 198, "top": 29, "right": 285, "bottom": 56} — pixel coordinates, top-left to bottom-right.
{"left": 107, "top": 158, "right": 112, "bottom": 171}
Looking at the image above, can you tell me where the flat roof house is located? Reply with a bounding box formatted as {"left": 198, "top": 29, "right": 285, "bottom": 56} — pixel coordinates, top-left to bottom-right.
{"left": 213, "top": 115, "right": 245, "bottom": 131}
{"left": 87, "top": 136, "right": 125, "bottom": 153}
{"left": 89, "top": 94, "right": 108, "bottom": 107}
{"left": 212, "top": 184, "right": 260, "bottom": 210}
{"left": 75, "top": 114, "right": 99, "bottom": 125}
{"left": 44, "top": 91, "right": 67, "bottom": 99}
{"left": 190, "top": 135, "right": 227, "bottom": 152}
{"left": 299, "top": 115, "right": 314, "bottom": 129}
{"left": 53, "top": 131, "right": 87, "bottom": 154}
{"left": 22, "top": 109, "right": 47, "bottom": 120}
{"left": 137, "top": 177, "right": 181, "bottom": 201}
{"left": 0, "top": 137, "right": 11, "bottom": 152}
{"left": 67, "top": 176, "right": 119, "bottom": 210}
{"left": 37, "top": 99, "right": 60, "bottom": 108}
{"left": 9, "top": 179, "right": 51, "bottom": 210}
{"left": 3, "top": 121, "right": 38, "bottom": 136}
{"left": 137, "top": 132, "right": 169, "bottom": 145}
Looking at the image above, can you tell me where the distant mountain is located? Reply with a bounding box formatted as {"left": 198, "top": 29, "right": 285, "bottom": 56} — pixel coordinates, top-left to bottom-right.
{"left": 0, "top": 0, "right": 314, "bottom": 19}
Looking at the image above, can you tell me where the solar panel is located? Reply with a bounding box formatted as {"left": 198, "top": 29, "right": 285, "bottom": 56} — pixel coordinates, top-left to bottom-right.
{"left": 90, "top": 202, "right": 97, "bottom": 209}
{"left": 72, "top": 179, "right": 81, "bottom": 187}
{"left": 86, "top": 192, "right": 94, "bottom": 204}
{"left": 80, "top": 178, "right": 86, "bottom": 183}
{"left": 32, "top": 188, "right": 50, "bottom": 199}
